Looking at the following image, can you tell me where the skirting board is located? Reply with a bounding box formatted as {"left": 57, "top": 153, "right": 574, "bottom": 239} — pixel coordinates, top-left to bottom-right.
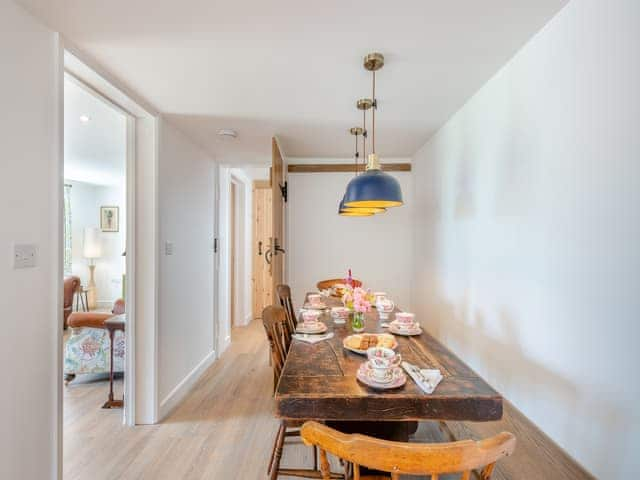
{"left": 158, "top": 350, "right": 217, "bottom": 420}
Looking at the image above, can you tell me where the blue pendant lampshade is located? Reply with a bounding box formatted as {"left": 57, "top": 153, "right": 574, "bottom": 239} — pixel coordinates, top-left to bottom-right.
{"left": 343, "top": 154, "right": 403, "bottom": 208}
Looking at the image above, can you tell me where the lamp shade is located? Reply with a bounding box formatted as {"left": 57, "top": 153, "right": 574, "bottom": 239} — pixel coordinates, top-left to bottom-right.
{"left": 343, "top": 169, "right": 403, "bottom": 208}
{"left": 83, "top": 227, "right": 102, "bottom": 259}
{"left": 338, "top": 197, "right": 386, "bottom": 216}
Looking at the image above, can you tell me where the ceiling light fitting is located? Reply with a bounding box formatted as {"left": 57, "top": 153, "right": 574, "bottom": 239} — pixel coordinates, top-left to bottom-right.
{"left": 342, "top": 52, "right": 404, "bottom": 210}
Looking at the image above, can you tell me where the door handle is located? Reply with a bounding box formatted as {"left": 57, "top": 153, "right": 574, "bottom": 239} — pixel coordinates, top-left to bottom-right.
{"left": 273, "top": 238, "right": 286, "bottom": 255}
{"left": 258, "top": 241, "right": 263, "bottom": 255}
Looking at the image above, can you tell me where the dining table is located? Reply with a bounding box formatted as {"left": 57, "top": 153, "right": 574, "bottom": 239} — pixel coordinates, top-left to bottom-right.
{"left": 275, "top": 294, "right": 503, "bottom": 429}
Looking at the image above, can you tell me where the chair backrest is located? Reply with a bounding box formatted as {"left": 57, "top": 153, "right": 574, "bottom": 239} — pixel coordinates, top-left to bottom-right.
{"left": 316, "top": 278, "right": 363, "bottom": 291}
{"left": 261, "top": 305, "right": 290, "bottom": 387}
{"left": 63, "top": 276, "right": 81, "bottom": 308}
{"left": 276, "top": 284, "right": 297, "bottom": 336}
{"left": 301, "top": 421, "right": 515, "bottom": 480}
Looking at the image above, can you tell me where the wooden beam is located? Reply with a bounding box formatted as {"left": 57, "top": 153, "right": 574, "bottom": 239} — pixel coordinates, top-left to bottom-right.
{"left": 287, "top": 163, "right": 411, "bottom": 173}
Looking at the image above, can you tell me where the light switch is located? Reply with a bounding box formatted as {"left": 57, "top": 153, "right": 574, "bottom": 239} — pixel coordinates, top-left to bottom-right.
{"left": 165, "top": 241, "right": 174, "bottom": 256}
{"left": 14, "top": 244, "right": 37, "bottom": 269}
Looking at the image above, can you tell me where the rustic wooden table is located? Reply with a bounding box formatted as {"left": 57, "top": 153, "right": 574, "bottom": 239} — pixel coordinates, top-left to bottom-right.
{"left": 275, "top": 295, "right": 502, "bottom": 423}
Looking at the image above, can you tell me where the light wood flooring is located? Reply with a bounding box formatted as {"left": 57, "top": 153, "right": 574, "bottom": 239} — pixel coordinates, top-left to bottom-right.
{"left": 64, "top": 319, "right": 592, "bottom": 479}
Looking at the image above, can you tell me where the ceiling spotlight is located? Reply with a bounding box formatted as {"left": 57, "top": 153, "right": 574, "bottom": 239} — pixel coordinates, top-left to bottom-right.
{"left": 79, "top": 115, "right": 91, "bottom": 123}
{"left": 217, "top": 129, "right": 238, "bottom": 139}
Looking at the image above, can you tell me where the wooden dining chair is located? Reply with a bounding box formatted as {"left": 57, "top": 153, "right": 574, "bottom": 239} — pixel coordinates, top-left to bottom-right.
{"left": 262, "top": 306, "right": 343, "bottom": 480}
{"left": 316, "top": 278, "right": 363, "bottom": 291}
{"left": 301, "top": 421, "right": 515, "bottom": 480}
{"left": 276, "top": 284, "right": 297, "bottom": 345}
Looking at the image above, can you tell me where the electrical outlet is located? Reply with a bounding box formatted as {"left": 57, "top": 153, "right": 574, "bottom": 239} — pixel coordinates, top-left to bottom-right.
{"left": 14, "top": 244, "right": 37, "bottom": 269}
{"left": 165, "top": 241, "right": 174, "bottom": 256}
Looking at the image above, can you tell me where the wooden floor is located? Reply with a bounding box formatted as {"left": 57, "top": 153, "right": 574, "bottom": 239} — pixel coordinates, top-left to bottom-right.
{"left": 64, "top": 319, "right": 592, "bottom": 479}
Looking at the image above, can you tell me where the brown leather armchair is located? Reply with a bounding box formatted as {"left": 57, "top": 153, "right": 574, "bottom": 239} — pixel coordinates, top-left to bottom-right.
{"left": 63, "top": 276, "right": 81, "bottom": 329}
{"left": 67, "top": 298, "right": 125, "bottom": 330}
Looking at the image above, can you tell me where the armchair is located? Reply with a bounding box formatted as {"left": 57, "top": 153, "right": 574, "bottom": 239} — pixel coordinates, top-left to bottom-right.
{"left": 64, "top": 299, "right": 125, "bottom": 385}
{"left": 63, "top": 276, "right": 81, "bottom": 328}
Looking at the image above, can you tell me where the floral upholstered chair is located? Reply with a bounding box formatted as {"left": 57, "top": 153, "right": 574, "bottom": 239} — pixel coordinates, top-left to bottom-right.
{"left": 64, "top": 299, "right": 125, "bottom": 385}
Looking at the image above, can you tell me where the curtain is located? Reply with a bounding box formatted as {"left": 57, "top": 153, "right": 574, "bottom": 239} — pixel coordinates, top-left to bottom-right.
{"left": 63, "top": 184, "right": 72, "bottom": 275}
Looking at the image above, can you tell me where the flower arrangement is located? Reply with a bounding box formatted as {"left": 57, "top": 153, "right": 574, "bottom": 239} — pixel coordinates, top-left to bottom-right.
{"left": 342, "top": 286, "right": 374, "bottom": 332}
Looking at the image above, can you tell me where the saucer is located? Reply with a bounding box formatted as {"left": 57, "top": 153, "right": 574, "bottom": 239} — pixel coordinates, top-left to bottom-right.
{"left": 303, "top": 303, "right": 328, "bottom": 310}
{"left": 357, "top": 364, "right": 406, "bottom": 390}
{"left": 389, "top": 320, "right": 422, "bottom": 336}
{"left": 296, "top": 322, "right": 328, "bottom": 334}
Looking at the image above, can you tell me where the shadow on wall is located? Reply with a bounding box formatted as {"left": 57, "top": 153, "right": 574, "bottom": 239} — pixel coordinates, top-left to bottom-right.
{"left": 416, "top": 276, "right": 631, "bottom": 477}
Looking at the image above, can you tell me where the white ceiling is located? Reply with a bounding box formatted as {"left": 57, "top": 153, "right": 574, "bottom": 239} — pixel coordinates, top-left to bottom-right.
{"left": 24, "top": 0, "right": 567, "bottom": 162}
{"left": 64, "top": 75, "right": 127, "bottom": 185}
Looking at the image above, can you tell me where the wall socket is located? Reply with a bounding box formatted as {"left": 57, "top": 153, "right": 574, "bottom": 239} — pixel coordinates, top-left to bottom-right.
{"left": 164, "top": 241, "right": 174, "bottom": 256}
{"left": 14, "top": 244, "right": 37, "bottom": 269}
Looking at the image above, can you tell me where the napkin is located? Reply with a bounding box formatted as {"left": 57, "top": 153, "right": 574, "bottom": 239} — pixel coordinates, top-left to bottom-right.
{"left": 292, "top": 332, "right": 334, "bottom": 344}
{"left": 401, "top": 361, "right": 443, "bottom": 394}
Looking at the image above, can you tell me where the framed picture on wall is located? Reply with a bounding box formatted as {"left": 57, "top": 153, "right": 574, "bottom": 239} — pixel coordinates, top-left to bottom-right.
{"left": 100, "top": 206, "right": 119, "bottom": 232}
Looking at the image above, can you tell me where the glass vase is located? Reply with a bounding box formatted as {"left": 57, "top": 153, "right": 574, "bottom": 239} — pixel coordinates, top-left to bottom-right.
{"left": 351, "top": 312, "right": 365, "bottom": 333}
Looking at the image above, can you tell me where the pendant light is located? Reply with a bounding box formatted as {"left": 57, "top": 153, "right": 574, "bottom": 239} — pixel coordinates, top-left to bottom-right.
{"left": 338, "top": 126, "right": 384, "bottom": 216}
{"left": 343, "top": 53, "right": 403, "bottom": 209}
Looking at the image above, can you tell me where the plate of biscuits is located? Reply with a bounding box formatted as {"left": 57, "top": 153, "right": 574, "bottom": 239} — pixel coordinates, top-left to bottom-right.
{"left": 343, "top": 333, "right": 398, "bottom": 355}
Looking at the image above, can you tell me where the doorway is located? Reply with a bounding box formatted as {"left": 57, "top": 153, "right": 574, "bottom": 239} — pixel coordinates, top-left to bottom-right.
{"left": 62, "top": 70, "right": 131, "bottom": 438}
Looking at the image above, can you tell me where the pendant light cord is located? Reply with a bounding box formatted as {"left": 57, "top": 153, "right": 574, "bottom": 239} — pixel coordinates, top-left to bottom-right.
{"left": 354, "top": 131, "right": 359, "bottom": 176}
{"left": 372, "top": 71, "right": 376, "bottom": 155}
{"left": 362, "top": 108, "right": 367, "bottom": 173}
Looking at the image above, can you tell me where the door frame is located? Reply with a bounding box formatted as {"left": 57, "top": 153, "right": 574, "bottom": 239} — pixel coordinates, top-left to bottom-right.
{"left": 61, "top": 44, "right": 161, "bottom": 432}
{"left": 217, "top": 166, "right": 261, "bottom": 351}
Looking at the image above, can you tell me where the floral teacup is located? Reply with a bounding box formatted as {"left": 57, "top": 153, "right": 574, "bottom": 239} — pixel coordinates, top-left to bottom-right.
{"left": 308, "top": 293, "right": 323, "bottom": 307}
{"left": 394, "top": 312, "right": 415, "bottom": 326}
{"left": 366, "top": 347, "right": 402, "bottom": 382}
{"left": 302, "top": 310, "right": 321, "bottom": 325}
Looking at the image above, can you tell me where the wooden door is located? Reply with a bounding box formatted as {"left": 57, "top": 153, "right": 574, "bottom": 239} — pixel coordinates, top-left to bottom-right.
{"left": 252, "top": 180, "right": 273, "bottom": 318}
{"left": 270, "top": 138, "right": 286, "bottom": 294}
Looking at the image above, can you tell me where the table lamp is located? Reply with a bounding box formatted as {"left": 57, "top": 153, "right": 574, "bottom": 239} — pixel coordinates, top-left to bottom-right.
{"left": 83, "top": 226, "right": 102, "bottom": 310}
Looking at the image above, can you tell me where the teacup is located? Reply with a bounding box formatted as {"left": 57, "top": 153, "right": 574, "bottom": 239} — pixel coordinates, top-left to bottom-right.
{"left": 366, "top": 347, "right": 402, "bottom": 382}
{"left": 331, "top": 307, "right": 349, "bottom": 320}
{"left": 308, "top": 293, "right": 322, "bottom": 307}
{"left": 302, "top": 310, "right": 321, "bottom": 325}
{"left": 376, "top": 298, "right": 395, "bottom": 320}
{"left": 395, "top": 312, "right": 415, "bottom": 326}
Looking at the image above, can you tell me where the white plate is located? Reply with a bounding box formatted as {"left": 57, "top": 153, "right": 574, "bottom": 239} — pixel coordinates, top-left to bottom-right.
{"left": 296, "top": 322, "right": 328, "bottom": 334}
{"left": 342, "top": 334, "right": 398, "bottom": 355}
{"left": 389, "top": 322, "right": 422, "bottom": 336}
{"left": 357, "top": 364, "right": 406, "bottom": 390}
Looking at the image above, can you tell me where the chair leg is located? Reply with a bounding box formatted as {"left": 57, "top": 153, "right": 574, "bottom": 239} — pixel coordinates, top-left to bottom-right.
{"left": 313, "top": 445, "right": 318, "bottom": 471}
{"left": 268, "top": 422, "right": 286, "bottom": 479}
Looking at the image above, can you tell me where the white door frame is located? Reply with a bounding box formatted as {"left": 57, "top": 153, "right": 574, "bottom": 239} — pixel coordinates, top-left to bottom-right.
{"left": 217, "top": 166, "right": 255, "bottom": 353}
{"left": 61, "top": 44, "right": 160, "bottom": 430}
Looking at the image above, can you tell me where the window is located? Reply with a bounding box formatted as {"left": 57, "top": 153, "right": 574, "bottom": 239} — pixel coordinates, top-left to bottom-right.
{"left": 63, "top": 184, "right": 72, "bottom": 274}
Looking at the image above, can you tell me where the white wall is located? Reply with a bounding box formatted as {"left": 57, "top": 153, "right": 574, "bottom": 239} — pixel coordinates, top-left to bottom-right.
{"left": 410, "top": 0, "right": 639, "bottom": 477}
{"left": 0, "top": 2, "right": 60, "bottom": 479}
{"left": 67, "top": 180, "right": 126, "bottom": 306}
{"left": 288, "top": 164, "right": 414, "bottom": 309}
{"left": 157, "top": 119, "right": 217, "bottom": 418}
